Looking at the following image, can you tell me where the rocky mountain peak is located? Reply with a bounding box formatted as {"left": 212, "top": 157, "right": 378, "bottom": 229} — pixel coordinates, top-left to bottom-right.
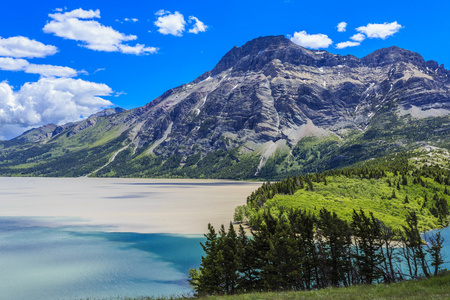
{"left": 210, "top": 35, "right": 292, "bottom": 74}
{"left": 208, "top": 35, "right": 365, "bottom": 77}
{"left": 361, "top": 46, "right": 426, "bottom": 67}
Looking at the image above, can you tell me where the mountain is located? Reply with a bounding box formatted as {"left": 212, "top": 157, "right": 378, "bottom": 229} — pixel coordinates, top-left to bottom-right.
{"left": 1, "top": 35, "right": 450, "bottom": 179}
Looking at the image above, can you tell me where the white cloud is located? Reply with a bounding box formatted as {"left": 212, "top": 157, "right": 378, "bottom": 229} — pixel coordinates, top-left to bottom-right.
{"left": 356, "top": 21, "right": 403, "bottom": 39}
{"left": 25, "top": 64, "right": 78, "bottom": 77}
{"left": 49, "top": 8, "right": 100, "bottom": 22}
{"left": 123, "top": 18, "right": 138, "bottom": 23}
{"left": 337, "top": 22, "right": 347, "bottom": 32}
{"left": 0, "top": 57, "right": 29, "bottom": 71}
{"left": 290, "top": 30, "right": 333, "bottom": 49}
{"left": 155, "top": 9, "right": 170, "bottom": 16}
{"left": 188, "top": 16, "right": 208, "bottom": 34}
{"left": 350, "top": 33, "right": 366, "bottom": 42}
{"left": 0, "top": 36, "right": 58, "bottom": 58}
{"left": 154, "top": 11, "right": 186, "bottom": 36}
{"left": 0, "top": 57, "right": 78, "bottom": 77}
{"left": 43, "top": 8, "right": 157, "bottom": 55}
{"left": 0, "top": 78, "right": 113, "bottom": 139}
{"left": 335, "top": 41, "right": 361, "bottom": 49}
{"left": 118, "top": 43, "right": 158, "bottom": 55}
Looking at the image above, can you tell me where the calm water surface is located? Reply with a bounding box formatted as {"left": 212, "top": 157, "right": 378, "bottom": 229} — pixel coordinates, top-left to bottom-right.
{"left": 0, "top": 177, "right": 263, "bottom": 300}
{"left": 0, "top": 177, "right": 449, "bottom": 299}
{"left": 0, "top": 217, "right": 205, "bottom": 299}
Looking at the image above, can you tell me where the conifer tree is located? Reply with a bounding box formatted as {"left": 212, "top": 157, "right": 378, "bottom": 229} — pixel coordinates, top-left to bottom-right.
{"left": 318, "top": 208, "right": 352, "bottom": 287}
{"left": 236, "top": 225, "right": 258, "bottom": 292}
{"left": 351, "top": 209, "right": 385, "bottom": 284}
{"left": 403, "top": 212, "right": 430, "bottom": 278}
{"left": 219, "top": 223, "right": 240, "bottom": 294}
{"left": 195, "top": 224, "right": 225, "bottom": 295}
{"left": 426, "top": 232, "right": 445, "bottom": 277}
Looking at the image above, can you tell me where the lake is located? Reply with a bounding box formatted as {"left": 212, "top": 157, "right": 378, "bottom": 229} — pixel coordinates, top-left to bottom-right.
{"left": 0, "top": 177, "right": 449, "bottom": 299}
{"left": 0, "top": 177, "right": 262, "bottom": 300}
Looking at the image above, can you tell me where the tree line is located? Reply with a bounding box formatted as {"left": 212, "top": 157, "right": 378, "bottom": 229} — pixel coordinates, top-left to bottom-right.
{"left": 189, "top": 208, "right": 445, "bottom": 296}
{"left": 244, "top": 157, "right": 450, "bottom": 228}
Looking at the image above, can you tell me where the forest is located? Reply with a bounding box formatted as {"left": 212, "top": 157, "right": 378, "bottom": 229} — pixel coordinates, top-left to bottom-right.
{"left": 189, "top": 149, "right": 449, "bottom": 296}
{"left": 189, "top": 210, "right": 445, "bottom": 296}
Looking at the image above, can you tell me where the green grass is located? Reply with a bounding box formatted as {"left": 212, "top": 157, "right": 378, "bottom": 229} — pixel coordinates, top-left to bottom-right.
{"left": 204, "top": 272, "right": 450, "bottom": 299}
{"left": 252, "top": 173, "right": 446, "bottom": 231}
{"left": 79, "top": 272, "right": 450, "bottom": 299}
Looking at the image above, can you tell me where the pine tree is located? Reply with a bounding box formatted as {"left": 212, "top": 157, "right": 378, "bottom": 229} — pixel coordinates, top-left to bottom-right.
{"left": 403, "top": 212, "right": 430, "bottom": 278}
{"left": 351, "top": 209, "right": 385, "bottom": 284}
{"left": 318, "top": 208, "right": 352, "bottom": 287}
{"left": 426, "top": 232, "right": 445, "bottom": 277}
{"left": 236, "top": 225, "right": 258, "bottom": 293}
{"left": 195, "top": 224, "right": 225, "bottom": 295}
{"left": 391, "top": 189, "right": 397, "bottom": 199}
{"left": 219, "top": 223, "right": 240, "bottom": 294}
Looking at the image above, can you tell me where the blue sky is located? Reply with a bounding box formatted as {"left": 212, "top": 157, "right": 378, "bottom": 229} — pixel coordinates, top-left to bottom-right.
{"left": 0, "top": 0, "right": 449, "bottom": 139}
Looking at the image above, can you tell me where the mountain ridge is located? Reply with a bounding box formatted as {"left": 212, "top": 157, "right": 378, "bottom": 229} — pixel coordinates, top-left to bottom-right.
{"left": 1, "top": 35, "right": 450, "bottom": 179}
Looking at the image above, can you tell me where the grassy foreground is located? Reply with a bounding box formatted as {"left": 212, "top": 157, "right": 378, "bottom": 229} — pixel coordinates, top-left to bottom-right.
{"left": 206, "top": 273, "right": 450, "bottom": 300}
{"left": 86, "top": 272, "right": 450, "bottom": 300}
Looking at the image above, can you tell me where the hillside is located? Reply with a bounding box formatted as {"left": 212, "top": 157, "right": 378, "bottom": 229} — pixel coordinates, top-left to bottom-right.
{"left": 1, "top": 36, "right": 450, "bottom": 179}
{"left": 239, "top": 147, "right": 450, "bottom": 231}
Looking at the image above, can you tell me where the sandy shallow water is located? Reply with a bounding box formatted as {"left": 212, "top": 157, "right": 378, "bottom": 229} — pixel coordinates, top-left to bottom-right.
{"left": 0, "top": 177, "right": 261, "bottom": 234}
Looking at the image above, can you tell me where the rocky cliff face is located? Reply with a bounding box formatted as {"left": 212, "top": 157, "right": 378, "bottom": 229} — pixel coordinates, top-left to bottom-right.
{"left": 108, "top": 36, "right": 450, "bottom": 154}
{"left": 3, "top": 35, "right": 450, "bottom": 178}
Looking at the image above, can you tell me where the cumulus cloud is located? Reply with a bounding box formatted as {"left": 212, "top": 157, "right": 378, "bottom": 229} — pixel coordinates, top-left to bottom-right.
{"left": 154, "top": 10, "right": 208, "bottom": 36}
{"left": 0, "top": 36, "right": 57, "bottom": 58}
{"left": 335, "top": 41, "right": 361, "bottom": 49}
{"left": 0, "top": 78, "right": 113, "bottom": 139}
{"left": 0, "top": 57, "right": 29, "bottom": 71}
{"left": 188, "top": 16, "right": 208, "bottom": 34}
{"left": 350, "top": 33, "right": 366, "bottom": 42}
{"left": 290, "top": 30, "right": 333, "bottom": 49}
{"left": 356, "top": 21, "right": 403, "bottom": 39}
{"left": 25, "top": 64, "right": 78, "bottom": 77}
{"left": 337, "top": 22, "right": 347, "bottom": 32}
{"left": 154, "top": 11, "right": 186, "bottom": 36}
{"left": 0, "top": 57, "right": 78, "bottom": 77}
{"left": 43, "top": 8, "right": 157, "bottom": 55}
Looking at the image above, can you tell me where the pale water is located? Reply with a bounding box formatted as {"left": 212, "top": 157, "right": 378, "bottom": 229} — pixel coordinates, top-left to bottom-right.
{"left": 0, "top": 217, "right": 205, "bottom": 299}
{"left": 0, "top": 177, "right": 262, "bottom": 300}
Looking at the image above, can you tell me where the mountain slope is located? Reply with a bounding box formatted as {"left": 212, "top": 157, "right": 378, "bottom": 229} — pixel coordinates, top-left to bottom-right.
{"left": 1, "top": 35, "right": 450, "bottom": 179}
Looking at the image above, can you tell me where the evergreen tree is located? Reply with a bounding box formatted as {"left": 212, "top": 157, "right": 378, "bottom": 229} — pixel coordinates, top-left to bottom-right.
{"left": 403, "top": 212, "right": 430, "bottom": 278}
{"left": 351, "top": 209, "right": 385, "bottom": 284}
{"left": 219, "top": 223, "right": 240, "bottom": 294}
{"left": 318, "top": 208, "right": 352, "bottom": 287}
{"left": 236, "top": 225, "right": 258, "bottom": 292}
{"left": 195, "top": 224, "right": 225, "bottom": 295}
{"left": 426, "top": 232, "right": 445, "bottom": 277}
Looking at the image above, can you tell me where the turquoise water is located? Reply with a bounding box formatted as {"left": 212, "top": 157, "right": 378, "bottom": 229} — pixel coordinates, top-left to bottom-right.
{"left": 0, "top": 218, "right": 205, "bottom": 300}
{"left": 1, "top": 217, "right": 450, "bottom": 300}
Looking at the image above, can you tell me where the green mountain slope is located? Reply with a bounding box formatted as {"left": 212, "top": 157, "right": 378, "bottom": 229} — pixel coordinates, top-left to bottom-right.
{"left": 239, "top": 147, "right": 450, "bottom": 231}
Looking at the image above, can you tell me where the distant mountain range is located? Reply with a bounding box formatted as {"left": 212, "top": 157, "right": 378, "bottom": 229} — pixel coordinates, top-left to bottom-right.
{"left": 1, "top": 35, "right": 450, "bottom": 179}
